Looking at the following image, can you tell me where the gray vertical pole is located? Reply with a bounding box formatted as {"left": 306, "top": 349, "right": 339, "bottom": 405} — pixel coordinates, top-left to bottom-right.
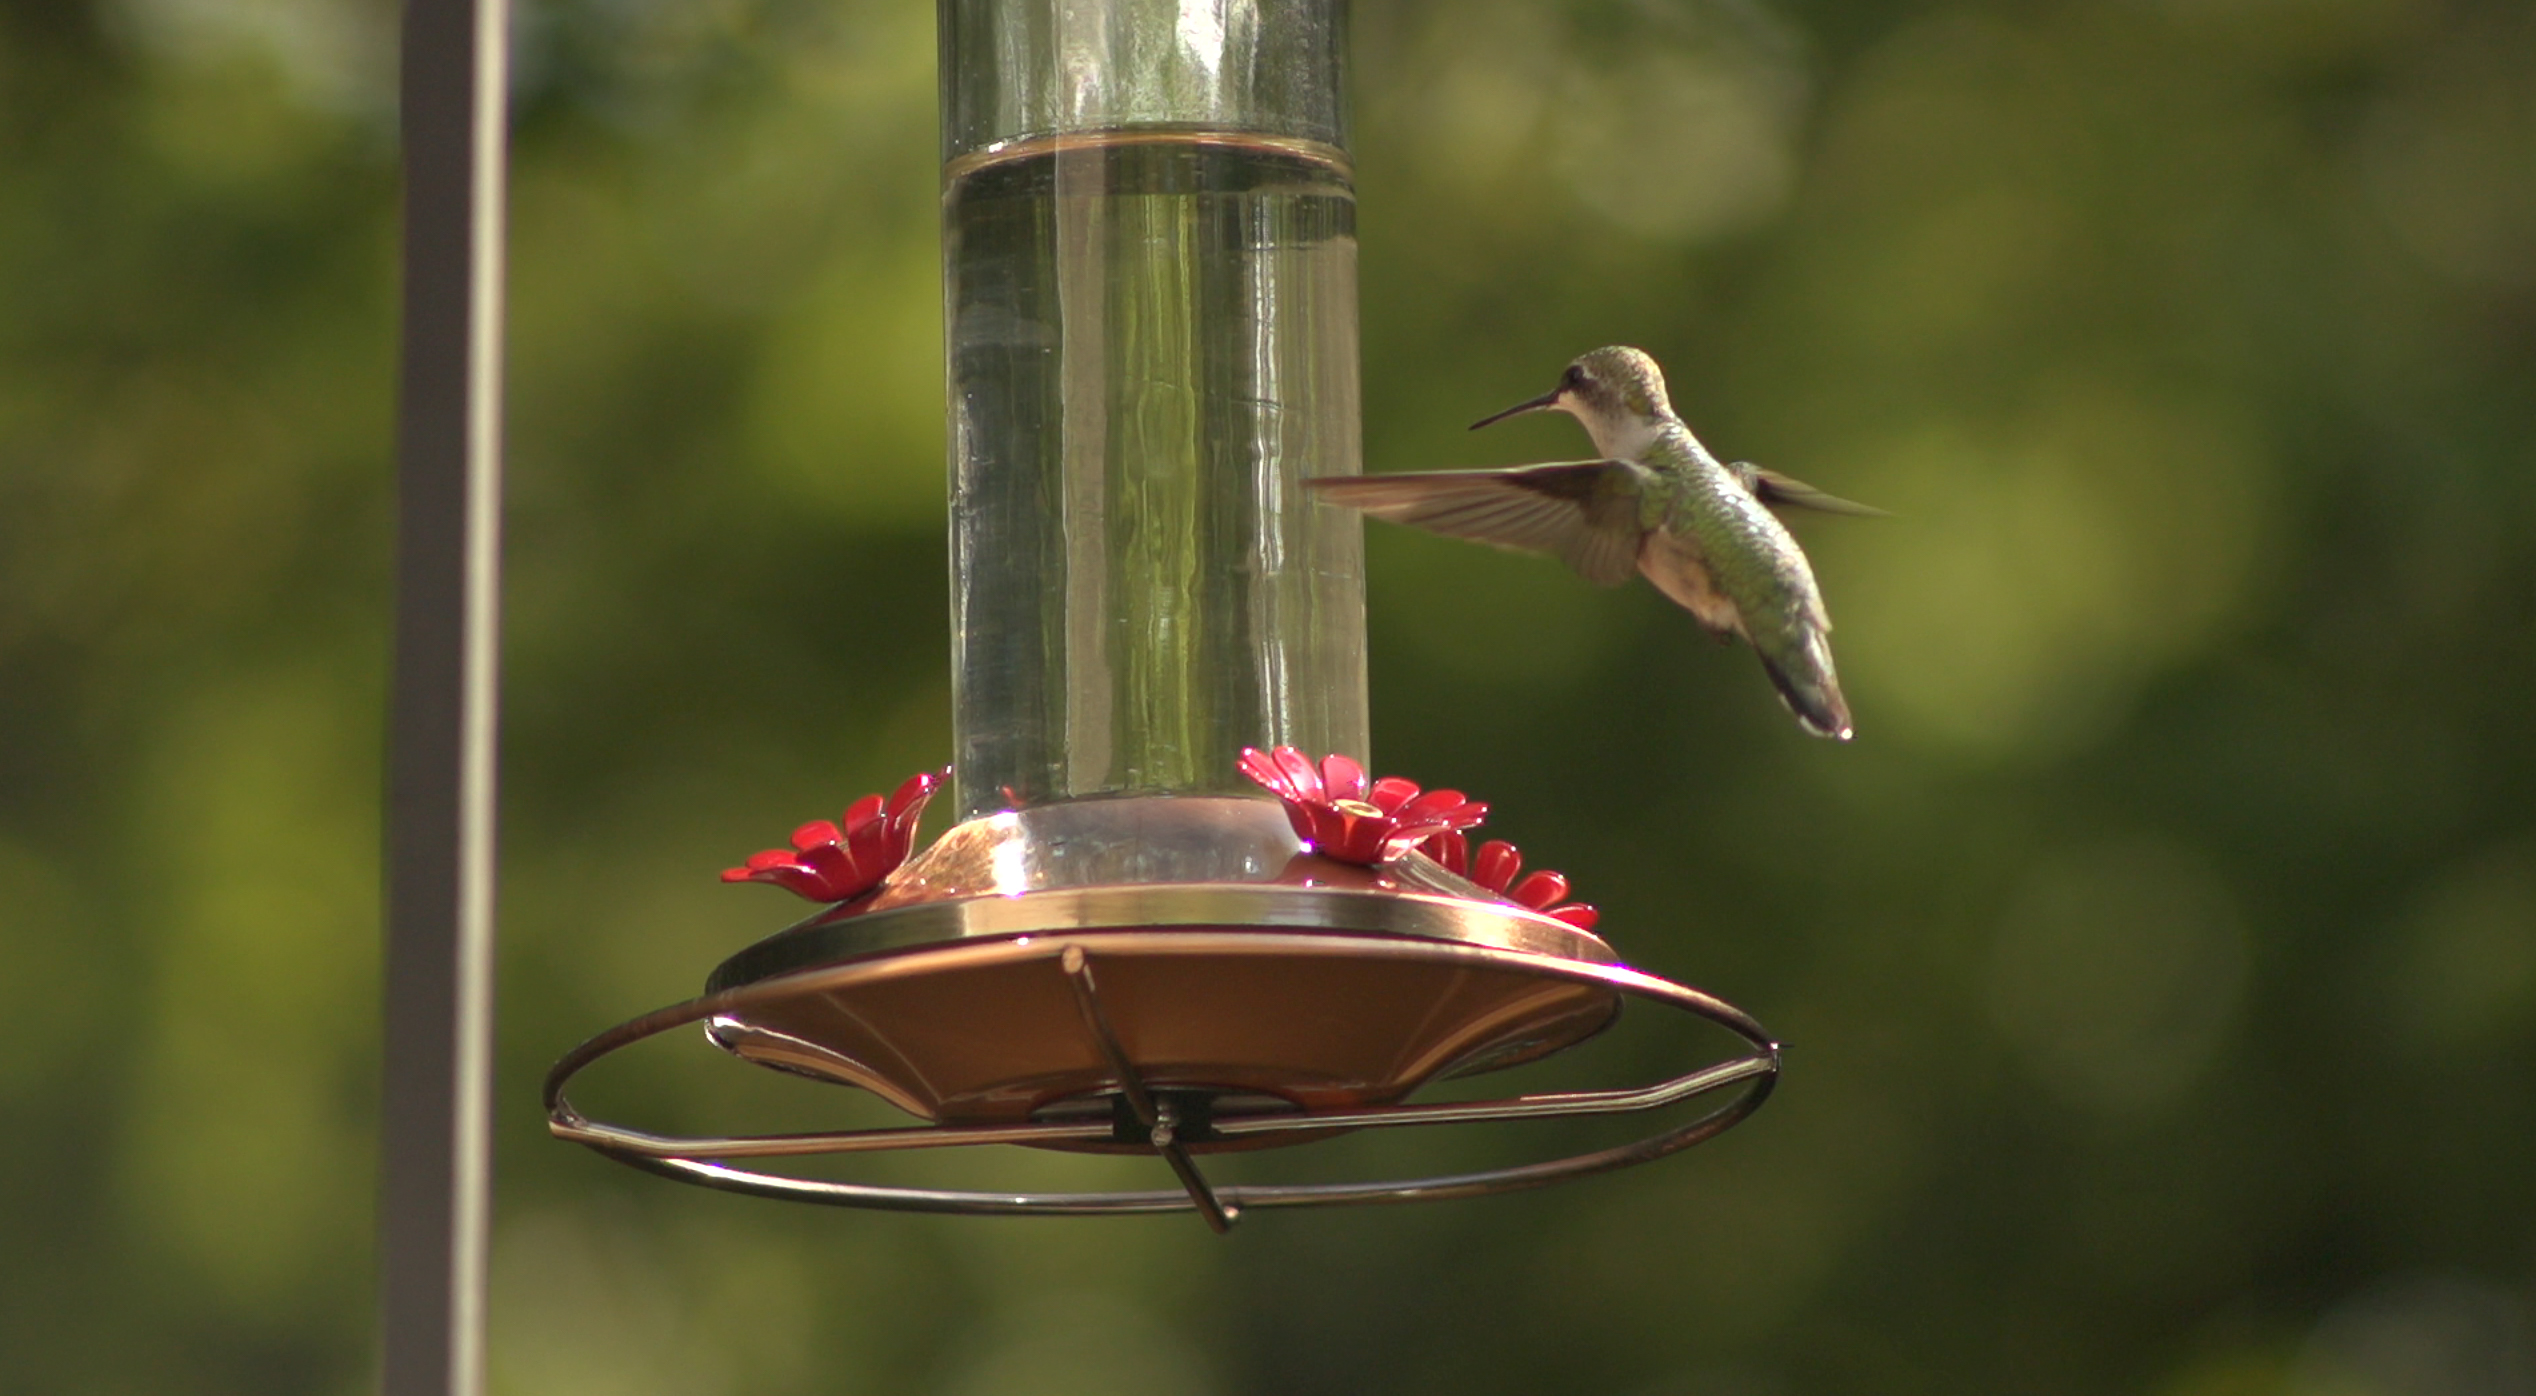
{"left": 383, "top": 0, "right": 507, "bottom": 1392}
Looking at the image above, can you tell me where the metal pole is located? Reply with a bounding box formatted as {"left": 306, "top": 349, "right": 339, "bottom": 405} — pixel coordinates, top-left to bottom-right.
{"left": 383, "top": 0, "right": 507, "bottom": 1392}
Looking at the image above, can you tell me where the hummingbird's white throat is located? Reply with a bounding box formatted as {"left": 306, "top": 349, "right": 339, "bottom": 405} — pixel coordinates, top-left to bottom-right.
{"left": 1559, "top": 393, "right": 1668, "bottom": 462}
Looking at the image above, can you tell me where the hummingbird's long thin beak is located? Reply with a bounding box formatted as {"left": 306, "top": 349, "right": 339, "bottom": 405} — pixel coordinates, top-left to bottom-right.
{"left": 1469, "top": 388, "right": 1564, "bottom": 431}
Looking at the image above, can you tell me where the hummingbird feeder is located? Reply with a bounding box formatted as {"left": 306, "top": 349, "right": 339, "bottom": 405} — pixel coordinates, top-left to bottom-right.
{"left": 544, "top": 0, "right": 1778, "bottom": 1232}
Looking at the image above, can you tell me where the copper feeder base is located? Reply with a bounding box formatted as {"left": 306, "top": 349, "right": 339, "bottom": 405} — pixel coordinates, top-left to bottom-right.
{"left": 546, "top": 797, "right": 1778, "bottom": 1230}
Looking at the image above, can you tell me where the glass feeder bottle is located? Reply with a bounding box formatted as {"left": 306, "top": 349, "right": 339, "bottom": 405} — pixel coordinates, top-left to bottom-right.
{"left": 941, "top": 0, "right": 1369, "bottom": 821}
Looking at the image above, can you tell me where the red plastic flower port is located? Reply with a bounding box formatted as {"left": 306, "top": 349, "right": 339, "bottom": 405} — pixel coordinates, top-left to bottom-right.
{"left": 1420, "top": 831, "right": 1601, "bottom": 932}
{"left": 1238, "top": 745, "right": 1487, "bottom": 866}
{"left": 721, "top": 770, "right": 944, "bottom": 904}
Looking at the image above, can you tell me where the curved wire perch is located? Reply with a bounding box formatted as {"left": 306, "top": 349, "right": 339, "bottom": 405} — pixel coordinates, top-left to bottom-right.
{"left": 572, "top": 1061, "right": 1774, "bottom": 1218}
{"left": 545, "top": 932, "right": 1779, "bottom": 1224}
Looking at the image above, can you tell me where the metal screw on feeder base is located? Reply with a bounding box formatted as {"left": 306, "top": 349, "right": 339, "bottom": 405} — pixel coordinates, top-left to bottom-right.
{"left": 1058, "top": 943, "right": 1239, "bottom": 1232}
{"left": 546, "top": 0, "right": 1780, "bottom": 1226}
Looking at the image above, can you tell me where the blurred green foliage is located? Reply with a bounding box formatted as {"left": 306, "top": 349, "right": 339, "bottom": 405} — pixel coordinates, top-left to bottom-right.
{"left": 3, "top": 0, "right": 2533, "bottom": 1392}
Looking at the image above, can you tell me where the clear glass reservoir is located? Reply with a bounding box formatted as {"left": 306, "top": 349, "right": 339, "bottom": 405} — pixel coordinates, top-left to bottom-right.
{"left": 942, "top": 0, "right": 1368, "bottom": 821}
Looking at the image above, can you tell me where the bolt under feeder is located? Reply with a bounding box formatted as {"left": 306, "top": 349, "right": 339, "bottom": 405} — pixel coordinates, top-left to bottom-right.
{"left": 545, "top": 0, "right": 1779, "bottom": 1231}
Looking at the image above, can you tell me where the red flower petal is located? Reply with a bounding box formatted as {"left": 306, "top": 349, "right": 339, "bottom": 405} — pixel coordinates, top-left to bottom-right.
{"left": 1367, "top": 775, "right": 1421, "bottom": 815}
{"left": 790, "top": 819, "right": 842, "bottom": 853}
{"left": 1332, "top": 814, "right": 1392, "bottom": 864}
{"left": 753, "top": 865, "right": 830, "bottom": 899}
{"left": 886, "top": 776, "right": 940, "bottom": 851}
{"left": 1394, "top": 796, "right": 1485, "bottom": 837}
{"left": 1390, "top": 787, "right": 1461, "bottom": 823}
{"left": 1237, "top": 747, "right": 1292, "bottom": 800}
{"left": 796, "top": 839, "right": 856, "bottom": 884}
{"left": 1378, "top": 824, "right": 1445, "bottom": 862}
{"left": 839, "top": 793, "right": 886, "bottom": 838}
{"left": 886, "top": 770, "right": 939, "bottom": 820}
{"left": 1305, "top": 803, "right": 1352, "bottom": 854}
{"left": 843, "top": 820, "right": 890, "bottom": 882}
{"left": 1472, "top": 840, "right": 1521, "bottom": 893}
{"left": 1510, "top": 869, "right": 1570, "bottom": 910}
{"left": 1421, "top": 830, "right": 1469, "bottom": 876}
{"left": 1319, "top": 752, "right": 1369, "bottom": 804}
{"left": 1279, "top": 800, "right": 1318, "bottom": 845}
{"left": 1272, "top": 746, "right": 1325, "bottom": 804}
{"left": 1547, "top": 903, "right": 1600, "bottom": 932}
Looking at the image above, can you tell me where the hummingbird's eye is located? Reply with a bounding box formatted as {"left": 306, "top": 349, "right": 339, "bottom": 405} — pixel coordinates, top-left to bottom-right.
{"left": 1563, "top": 366, "right": 1588, "bottom": 389}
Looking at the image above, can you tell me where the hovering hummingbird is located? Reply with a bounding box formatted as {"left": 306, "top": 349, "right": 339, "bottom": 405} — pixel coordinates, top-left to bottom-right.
{"left": 1307, "top": 346, "right": 1877, "bottom": 740}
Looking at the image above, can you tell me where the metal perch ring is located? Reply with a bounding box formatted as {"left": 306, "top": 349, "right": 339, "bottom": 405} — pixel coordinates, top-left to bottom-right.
{"left": 545, "top": 921, "right": 1779, "bottom": 1231}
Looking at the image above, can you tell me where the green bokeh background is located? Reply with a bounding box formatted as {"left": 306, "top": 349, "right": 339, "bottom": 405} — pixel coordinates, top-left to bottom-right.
{"left": 4, "top": 0, "right": 2532, "bottom": 1391}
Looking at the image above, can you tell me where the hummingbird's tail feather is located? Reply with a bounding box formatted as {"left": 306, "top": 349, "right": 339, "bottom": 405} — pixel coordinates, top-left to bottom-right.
{"left": 1732, "top": 462, "right": 1890, "bottom": 518}
{"left": 1756, "top": 645, "right": 1854, "bottom": 741}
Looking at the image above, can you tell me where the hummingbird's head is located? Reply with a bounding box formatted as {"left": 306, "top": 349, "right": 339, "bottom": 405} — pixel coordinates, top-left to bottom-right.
{"left": 1471, "top": 346, "right": 1676, "bottom": 458}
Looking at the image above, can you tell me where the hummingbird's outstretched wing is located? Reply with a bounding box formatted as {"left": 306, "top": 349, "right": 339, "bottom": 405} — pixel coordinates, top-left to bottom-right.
{"left": 1731, "top": 462, "right": 1888, "bottom": 518}
{"left": 1306, "top": 460, "right": 1651, "bottom": 587}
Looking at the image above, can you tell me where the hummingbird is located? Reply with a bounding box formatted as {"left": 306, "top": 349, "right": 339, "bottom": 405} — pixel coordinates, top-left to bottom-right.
{"left": 1307, "top": 346, "right": 1877, "bottom": 740}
